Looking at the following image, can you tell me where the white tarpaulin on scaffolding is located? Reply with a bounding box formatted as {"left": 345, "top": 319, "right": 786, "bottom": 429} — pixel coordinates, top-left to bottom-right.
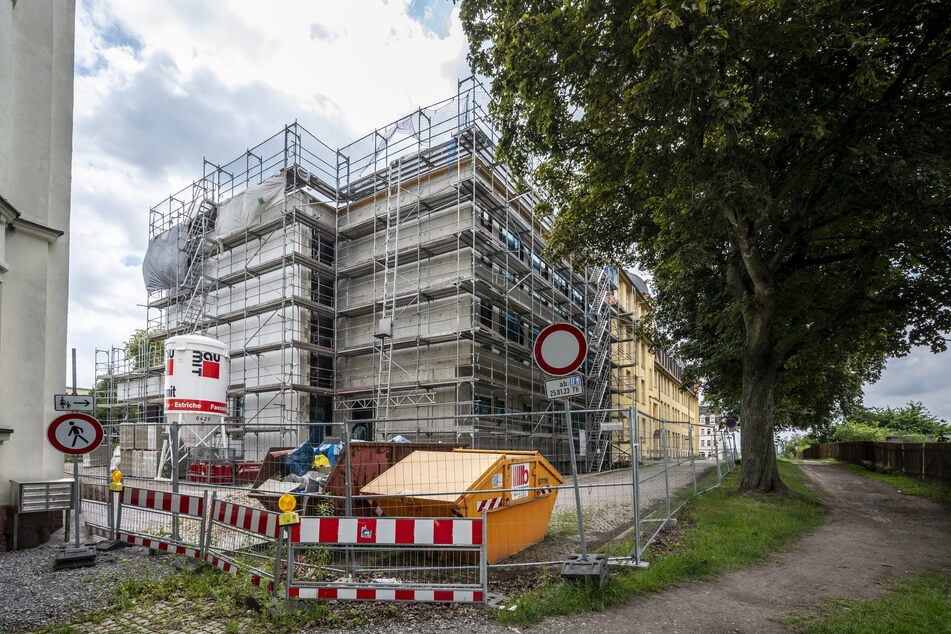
{"left": 212, "top": 175, "right": 286, "bottom": 238}
{"left": 141, "top": 175, "right": 286, "bottom": 292}
{"left": 142, "top": 223, "right": 187, "bottom": 293}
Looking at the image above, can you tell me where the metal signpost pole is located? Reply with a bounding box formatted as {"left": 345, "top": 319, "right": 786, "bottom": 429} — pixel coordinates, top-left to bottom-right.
{"left": 272, "top": 521, "right": 283, "bottom": 598}
{"left": 171, "top": 413, "right": 181, "bottom": 542}
{"left": 689, "top": 422, "right": 697, "bottom": 494}
{"left": 107, "top": 480, "right": 114, "bottom": 538}
{"left": 344, "top": 421, "right": 353, "bottom": 517}
{"left": 563, "top": 397, "right": 587, "bottom": 559}
{"left": 661, "top": 416, "right": 671, "bottom": 520}
{"left": 535, "top": 322, "right": 606, "bottom": 581}
{"left": 71, "top": 350, "right": 81, "bottom": 548}
{"left": 72, "top": 456, "right": 81, "bottom": 547}
{"left": 714, "top": 430, "right": 722, "bottom": 484}
{"left": 344, "top": 421, "right": 356, "bottom": 575}
{"left": 51, "top": 349, "right": 100, "bottom": 568}
{"left": 630, "top": 406, "right": 642, "bottom": 565}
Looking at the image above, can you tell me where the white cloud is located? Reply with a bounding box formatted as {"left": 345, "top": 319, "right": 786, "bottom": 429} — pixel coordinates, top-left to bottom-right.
{"left": 68, "top": 1, "right": 950, "bottom": 426}
{"left": 67, "top": 0, "right": 470, "bottom": 387}
{"left": 863, "top": 346, "right": 951, "bottom": 422}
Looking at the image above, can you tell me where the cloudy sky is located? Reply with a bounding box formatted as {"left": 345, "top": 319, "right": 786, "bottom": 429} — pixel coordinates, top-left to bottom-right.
{"left": 66, "top": 0, "right": 950, "bottom": 422}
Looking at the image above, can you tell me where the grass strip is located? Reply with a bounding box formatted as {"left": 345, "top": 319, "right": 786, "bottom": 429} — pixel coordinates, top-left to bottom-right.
{"left": 837, "top": 462, "right": 951, "bottom": 507}
{"left": 497, "top": 461, "right": 826, "bottom": 627}
{"left": 781, "top": 573, "right": 951, "bottom": 633}
{"left": 34, "top": 564, "right": 330, "bottom": 634}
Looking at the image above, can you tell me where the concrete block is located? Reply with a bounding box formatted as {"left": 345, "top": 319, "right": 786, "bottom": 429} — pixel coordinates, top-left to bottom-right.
{"left": 134, "top": 424, "right": 150, "bottom": 449}
{"left": 119, "top": 424, "right": 135, "bottom": 448}
{"left": 82, "top": 442, "right": 111, "bottom": 467}
{"left": 118, "top": 449, "right": 133, "bottom": 475}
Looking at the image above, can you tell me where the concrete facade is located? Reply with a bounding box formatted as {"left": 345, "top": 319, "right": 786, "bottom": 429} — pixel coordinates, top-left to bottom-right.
{"left": 0, "top": 0, "right": 76, "bottom": 549}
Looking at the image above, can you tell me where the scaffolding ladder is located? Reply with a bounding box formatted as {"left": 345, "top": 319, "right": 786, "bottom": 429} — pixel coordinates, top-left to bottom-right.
{"left": 178, "top": 195, "right": 218, "bottom": 332}
{"left": 586, "top": 267, "right": 616, "bottom": 471}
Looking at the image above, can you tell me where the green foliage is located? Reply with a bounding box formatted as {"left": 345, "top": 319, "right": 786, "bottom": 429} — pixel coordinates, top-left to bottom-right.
{"left": 831, "top": 422, "right": 891, "bottom": 442}
{"left": 462, "top": 1, "right": 951, "bottom": 492}
{"left": 779, "top": 433, "right": 822, "bottom": 458}
{"left": 91, "top": 377, "right": 116, "bottom": 424}
{"left": 844, "top": 402, "right": 949, "bottom": 440}
{"left": 125, "top": 328, "right": 165, "bottom": 370}
{"left": 498, "top": 462, "right": 825, "bottom": 626}
{"left": 782, "top": 573, "right": 951, "bottom": 633}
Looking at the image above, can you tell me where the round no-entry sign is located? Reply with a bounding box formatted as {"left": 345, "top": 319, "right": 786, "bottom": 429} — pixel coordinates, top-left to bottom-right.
{"left": 534, "top": 323, "right": 588, "bottom": 376}
{"left": 47, "top": 413, "right": 104, "bottom": 455}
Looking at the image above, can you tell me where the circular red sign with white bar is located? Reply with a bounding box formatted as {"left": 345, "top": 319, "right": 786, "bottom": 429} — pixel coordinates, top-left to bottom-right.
{"left": 533, "top": 323, "right": 588, "bottom": 376}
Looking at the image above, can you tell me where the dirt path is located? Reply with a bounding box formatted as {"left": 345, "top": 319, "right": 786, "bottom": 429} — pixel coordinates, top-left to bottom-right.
{"left": 538, "top": 461, "right": 951, "bottom": 633}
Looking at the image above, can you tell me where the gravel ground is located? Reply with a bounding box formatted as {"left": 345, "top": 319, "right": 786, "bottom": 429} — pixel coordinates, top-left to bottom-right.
{"left": 0, "top": 528, "right": 517, "bottom": 634}
{"left": 0, "top": 530, "right": 183, "bottom": 633}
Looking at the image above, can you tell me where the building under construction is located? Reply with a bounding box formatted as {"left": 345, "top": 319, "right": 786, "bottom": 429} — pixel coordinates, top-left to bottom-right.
{"left": 94, "top": 78, "right": 632, "bottom": 478}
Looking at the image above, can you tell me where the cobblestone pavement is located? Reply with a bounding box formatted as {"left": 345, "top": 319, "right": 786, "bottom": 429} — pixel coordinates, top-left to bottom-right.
{"left": 66, "top": 597, "right": 256, "bottom": 634}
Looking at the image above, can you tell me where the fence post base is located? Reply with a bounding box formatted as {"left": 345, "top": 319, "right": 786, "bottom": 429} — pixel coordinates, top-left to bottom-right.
{"left": 268, "top": 598, "right": 309, "bottom": 616}
{"left": 560, "top": 553, "right": 610, "bottom": 585}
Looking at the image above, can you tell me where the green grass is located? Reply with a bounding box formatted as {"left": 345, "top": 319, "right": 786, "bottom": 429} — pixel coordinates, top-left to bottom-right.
{"left": 837, "top": 462, "right": 951, "bottom": 507}
{"left": 781, "top": 573, "right": 951, "bottom": 633}
{"left": 497, "top": 461, "right": 826, "bottom": 626}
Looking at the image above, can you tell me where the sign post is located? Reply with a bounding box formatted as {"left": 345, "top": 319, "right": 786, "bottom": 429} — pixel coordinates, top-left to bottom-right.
{"left": 545, "top": 375, "right": 583, "bottom": 400}
{"left": 48, "top": 350, "right": 103, "bottom": 568}
{"left": 53, "top": 394, "right": 96, "bottom": 412}
{"left": 534, "top": 323, "right": 608, "bottom": 582}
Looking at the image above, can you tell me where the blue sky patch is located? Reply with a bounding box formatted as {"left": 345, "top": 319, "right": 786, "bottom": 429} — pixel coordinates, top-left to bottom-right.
{"left": 76, "top": 11, "right": 143, "bottom": 76}
{"left": 407, "top": 0, "right": 453, "bottom": 39}
{"left": 101, "top": 18, "right": 143, "bottom": 54}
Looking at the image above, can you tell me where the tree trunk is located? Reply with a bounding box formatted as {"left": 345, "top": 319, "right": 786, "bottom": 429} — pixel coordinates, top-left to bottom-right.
{"left": 739, "top": 304, "right": 786, "bottom": 493}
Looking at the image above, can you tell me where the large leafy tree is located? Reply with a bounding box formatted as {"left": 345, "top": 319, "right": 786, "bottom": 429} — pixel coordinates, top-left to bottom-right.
{"left": 461, "top": 1, "right": 951, "bottom": 491}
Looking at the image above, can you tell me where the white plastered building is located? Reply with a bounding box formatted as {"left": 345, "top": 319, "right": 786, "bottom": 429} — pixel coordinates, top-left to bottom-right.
{"left": 0, "top": 0, "right": 75, "bottom": 550}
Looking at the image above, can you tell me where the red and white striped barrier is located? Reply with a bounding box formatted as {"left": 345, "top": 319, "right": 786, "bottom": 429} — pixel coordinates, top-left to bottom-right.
{"left": 290, "top": 517, "right": 483, "bottom": 546}
{"left": 210, "top": 499, "right": 281, "bottom": 538}
{"left": 86, "top": 524, "right": 113, "bottom": 540}
{"left": 117, "top": 533, "right": 202, "bottom": 559}
{"left": 101, "top": 486, "right": 278, "bottom": 596}
{"left": 475, "top": 497, "right": 504, "bottom": 512}
{"left": 121, "top": 487, "right": 204, "bottom": 518}
{"left": 287, "top": 587, "right": 485, "bottom": 603}
{"left": 286, "top": 516, "right": 486, "bottom": 604}
{"left": 205, "top": 554, "right": 275, "bottom": 592}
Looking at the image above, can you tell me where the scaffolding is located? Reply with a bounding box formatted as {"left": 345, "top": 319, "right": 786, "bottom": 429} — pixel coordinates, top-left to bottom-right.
{"left": 95, "top": 78, "right": 622, "bottom": 477}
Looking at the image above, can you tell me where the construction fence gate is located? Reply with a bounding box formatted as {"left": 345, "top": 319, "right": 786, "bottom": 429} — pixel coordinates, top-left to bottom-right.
{"left": 85, "top": 484, "right": 487, "bottom": 603}
{"left": 79, "top": 407, "right": 737, "bottom": 605}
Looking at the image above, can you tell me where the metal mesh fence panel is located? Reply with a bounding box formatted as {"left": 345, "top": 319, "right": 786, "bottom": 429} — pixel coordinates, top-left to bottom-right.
{"left": 76, "top": 407, "right": 739, "bottom": 601}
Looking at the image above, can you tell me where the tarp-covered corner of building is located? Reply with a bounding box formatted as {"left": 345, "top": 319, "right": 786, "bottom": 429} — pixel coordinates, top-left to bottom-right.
{"left": 212, "top": 174, "right": 286, "bottom": 239}
{"left": 141, "top": 175, "right": 286, "bottom": 293}
{"left": 142, "top": 224, "right": 187, "bottom": 293}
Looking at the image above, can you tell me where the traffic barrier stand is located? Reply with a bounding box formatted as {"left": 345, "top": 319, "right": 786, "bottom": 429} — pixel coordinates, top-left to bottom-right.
{"left": 113, "top": 486, "right": 208, "bottom": 559}
{"left": 202, "top": 494, "right": 280, "bottom": 593}
{"left": 285, "top": 516, "right": 487, "bottom": 603}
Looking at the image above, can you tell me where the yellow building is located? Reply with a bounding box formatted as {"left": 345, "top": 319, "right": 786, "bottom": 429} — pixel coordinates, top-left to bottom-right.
{"left": 610, "top": 270, "right": 699, "bottom": 462}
